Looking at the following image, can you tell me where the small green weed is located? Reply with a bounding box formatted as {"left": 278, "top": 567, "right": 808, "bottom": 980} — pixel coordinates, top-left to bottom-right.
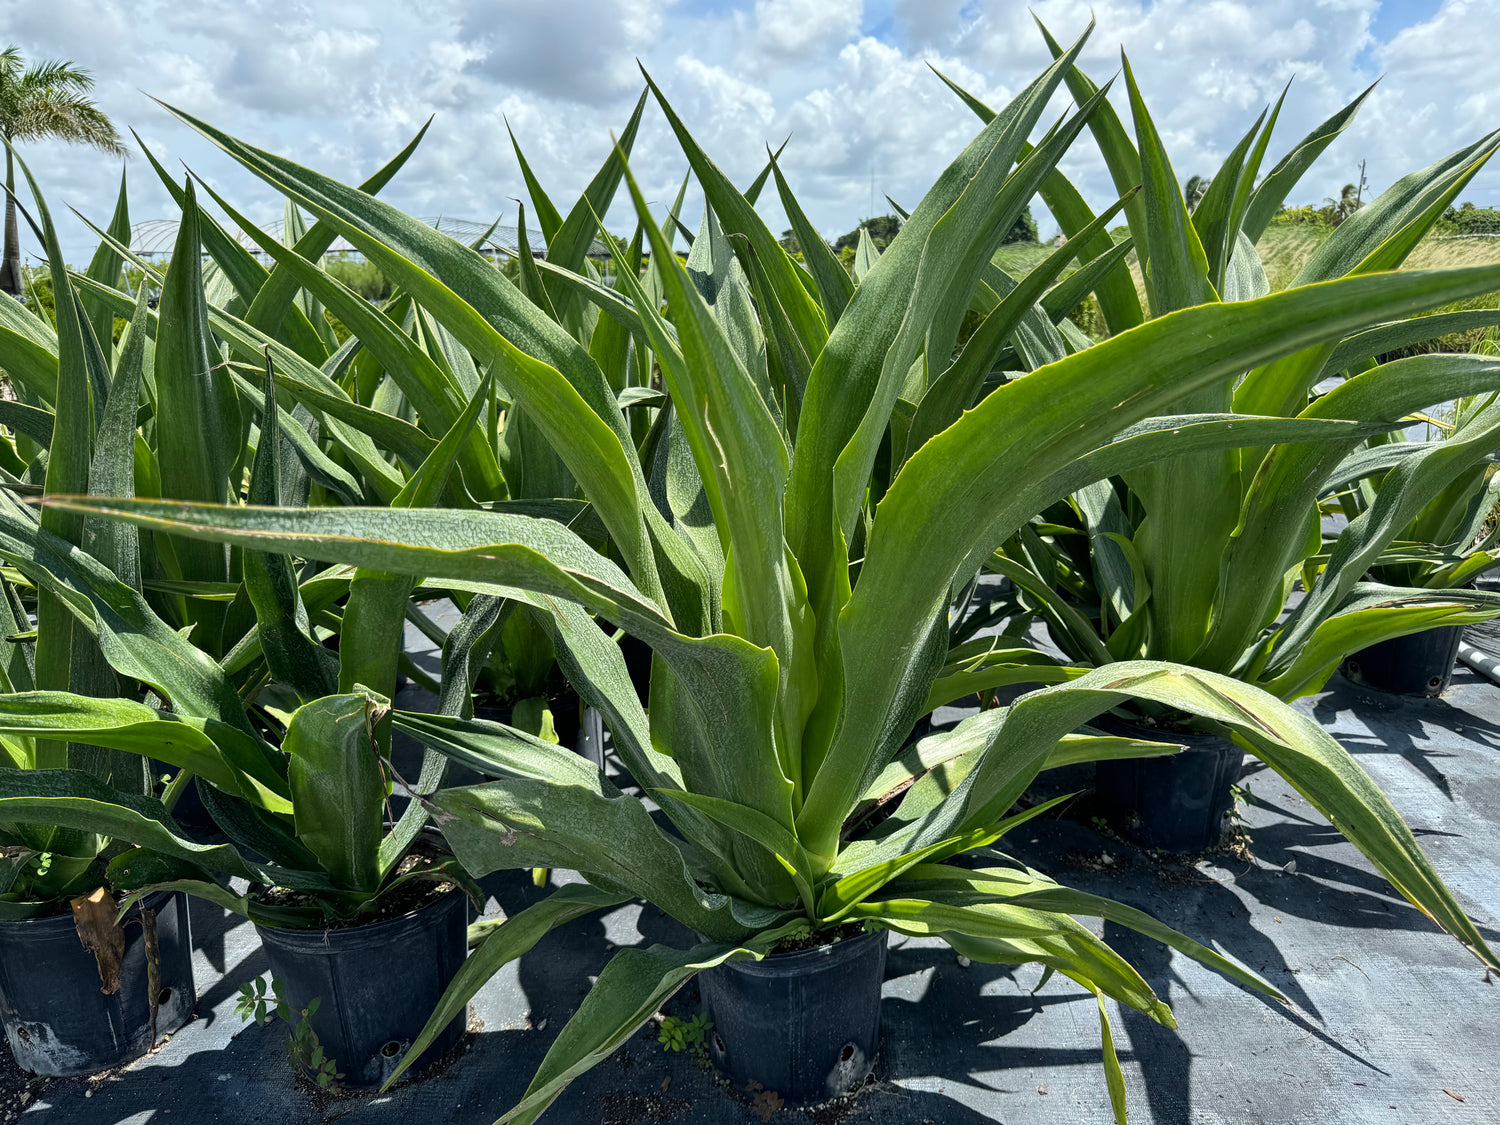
{"left": 657, "top": 1013, "right": 712, "bottom": 1059}
{"left": 236, "top": 976, "right": 345, "bottom": 1090}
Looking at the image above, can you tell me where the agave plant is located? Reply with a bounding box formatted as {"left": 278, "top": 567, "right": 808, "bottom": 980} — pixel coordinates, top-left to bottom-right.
{"left": 0, "top": 338, "right": 487, "bottom": 929}
{"left": 36, "top": 25, "right": 1500, "bottom": 1122}
{"left": 947, "top": 27, "right": 1500, "bottom": 706}
{"left": 0, "top": 143, "right": 159, "bottom": 916}
{"left": 0, "top": 132, "right": 504, "bottom": 922}
{"left": 1321, "top": 394, "right": 1500, "bottom": 592}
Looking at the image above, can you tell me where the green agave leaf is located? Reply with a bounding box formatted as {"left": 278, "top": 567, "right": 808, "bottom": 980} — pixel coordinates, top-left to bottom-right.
{"left": 1202, "top": 353, "right": 1500, "bottom": 672}
{"left": 789, "top": 28, "right": 1098, "bottom": 808}
{"left": 1034, "top": 17, "right": 1147, "bottom": 258}
{"left": 1263, "top": 585, "right": 1500, "bottom": 699}
{"left": 925, "top": 644, "right": 1084, "bottom": 713}
{"left": 837, "top": 43, "right": 1106, "bottom": 552}
{"left": 1238, "top": 131, "right": 1500, "bottom": 419}
{"left": 1039, "top": 235, "right": 1136, "bottom": 326}
{"left": 155, "top": 100, "right": 663, "bottom": 599}
{"left": 342, "top": 364, "right": 491, "bottom": 710}
{"left": 1096, "top": 990, "right": 1127, "bottom": 1125}
{"left": 78, "top": 167, "right": 130, "bottom": 361}
{"left": 1241, "top": 81, "right": 1376, "bottom": 242}
{"left": 64, "top": 245, "right": 411, "bottom": 502}
{"left": 150, "top": 180, "right": 243, "bottom": 582}
{"left": 1190, "top": 106, "right": 1268, "bottom": 292}
{"left": 650, "top": 788, "right": 817, "bottom": 914}
{"left": 853, "top": 714, "right": 1172, "bottom": 817}
{"left": 620, "top": 155, "right": 810, "bottom": 805}
{"left": 286, "top": 693, "right": 385, "bottom": 894}
{"left": 771, "top": 153, "right": 855, "bottom": 327}
{"left": 1117, "top": 51, "right": 1236, "bottom": 665}
{"left": 944, "top": 662, "right": 1498, "bottom": 970}
{"left": 429, "top": 770, "right": 766, "bottom": 941}
{"left": 8, "top": 141, "right": 106, "bottom": 783}
{"left": 513, "top": 201, "right": 560, "bottom": 320}
{"left": 0, "top": 767, "right": 303, "bottom": 888}
{"left": 1296, "top": 132, "right": 1499, "bottom": 288}
{"left": 905, "top": 185, "right": 1139, "bottom": 462}
{"left": 897, "top": 862, "right": 1283, "bottom": 1000}
{"left": 382, "top": 883, "right": 631, "bottom": 1091}
{"left": 928, "top": 63, "right": 1144, "bottom": 335}
{"left": 242, "top": 119, "right": 431, "bottom": 342}
{"left": 1271, "top": 387, "right": 1500, "bottom": 638}
{"left": 0, "top": 509, "right": 255, "bottom": 735}
{"left": 743, "top": 136, "right": 789, "bottom": 205}
{"left": 241, "top": 352, "right": 339, "bottom": 701}
{"left": 1321, "top": 309, "right": 1500, "bottom": 378}
{"left": 0, "top": 400, "right": 53, "bottom": 447}
{"left": 0, "top": 693, "right": 289, "bottom": 811}
{"left": 800, "top": 264, "right": 1500, "bottom": 863}
{"left": 229, "top": 369, "right": 370, "bottom": 504}
{"left": 1122, "top": 51, "right": 1216, "bottom": 316}
{"left": 541, "top": 88, "right": 648, "bottom": 327}
{"left": 820, "top": 812, "right": 1050, "bottom": 922}
{"left": 497, "top": 929, "right": 802, "bottom": 1125}
{"left": 0, "top": 298, "right": 59, "bottom": 403}
{"left": 84, "top": 283, "right": 150, "bottom": 591}
{"left": 39, "top": 500, "right": 776, "bottom": 841}
{"left": 189, "top": 173, "right": 503, "bottom": 497}
{"left": 642, "top": 68, "right": 827, "bottom": 367}
{"left": 847, "top": 894, "right": 1172, "bottom": 1025}
{"left": 508, "top": 122, "right": 564, "bottom": 246}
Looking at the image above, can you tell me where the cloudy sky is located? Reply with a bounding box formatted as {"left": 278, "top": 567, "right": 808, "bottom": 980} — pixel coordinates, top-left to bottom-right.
{"left": 2, "top": 0, "right": 1497, "bottom": 265}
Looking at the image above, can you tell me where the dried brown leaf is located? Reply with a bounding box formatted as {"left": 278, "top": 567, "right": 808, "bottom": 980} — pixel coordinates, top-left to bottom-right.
{"left": 71, "top": 888, "right": 125, "bottom": 995}
{"left": 752, "top": 1088, "right": 783, "bottom": 1121}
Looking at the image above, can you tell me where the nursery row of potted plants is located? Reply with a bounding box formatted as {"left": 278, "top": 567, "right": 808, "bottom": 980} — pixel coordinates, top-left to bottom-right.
{"left": 0, "top": 19, "right": 1498, "bottom": 1123}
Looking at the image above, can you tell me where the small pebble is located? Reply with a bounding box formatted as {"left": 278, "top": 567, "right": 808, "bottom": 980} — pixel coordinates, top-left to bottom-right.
{"left": 956, "top": 955, "right": 971, "bottom": 968}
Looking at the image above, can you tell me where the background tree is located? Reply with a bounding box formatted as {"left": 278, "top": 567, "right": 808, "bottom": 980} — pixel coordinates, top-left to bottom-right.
{"left": 1320, "top": 182, "right": 1364, "bottom": 226}
{"left": 0, "top": 47, "right": 125, "bottom": 297}
{"left": 1001, "top": 202, "right": 1039, "bottom": 244}
{"left": 834, "top": 213, "right": 902, "bottom": 252}
{"left": 1184, "top": 173, "right": 1211, "bottom": 212}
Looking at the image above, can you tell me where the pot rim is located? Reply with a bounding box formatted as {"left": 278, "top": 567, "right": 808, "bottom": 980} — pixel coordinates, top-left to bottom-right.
{"left": 0, "top": 888, "right": 180, "bottom": 935}
{"left": 716, "top": 924, "right": 888, "bottom": 976}
{"left": 252, "top": 883, "right": 466, "bottom": 949}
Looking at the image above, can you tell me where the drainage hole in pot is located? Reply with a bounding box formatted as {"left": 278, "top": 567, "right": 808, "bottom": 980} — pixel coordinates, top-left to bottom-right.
{"left": 1428, "top": 676, "right": 1443, "bottom": 690}
{"left": 713, "top": 1032, "right": 726, "bottom": 1055}
{"left": 15, "top": 1027, "right": 28, "bottom": 1043}
{"left": 1347, "top": 661, "right": 1361, "bottom": 677}
{"left": 840, "top": 1044, "right": 855, "bottom": 1062}
{"left": 157, "top": 988, "right": 173, "bottom": 1006}
{"left": 381, "top": 1041, "right": 402, "bottom": 1058}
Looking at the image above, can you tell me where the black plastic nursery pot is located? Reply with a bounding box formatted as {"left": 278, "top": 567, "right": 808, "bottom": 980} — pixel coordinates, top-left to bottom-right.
{"left": 1094, "top": 717, "right": 1245, "bottom": 853}
{"left": 699, "top": 927, "right": 887, "bottom": 1107}
{"left": 0, "top": 891, "right": 196, "bottom": 1077}
{"left": 1341, "top": 624, "right": 1464, "bottom": 697}
{"left": 254, "top": 888, "right": 469, "bottom": 1089}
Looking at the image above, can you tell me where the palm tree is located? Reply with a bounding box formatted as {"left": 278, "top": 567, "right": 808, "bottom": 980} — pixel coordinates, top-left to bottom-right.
{"left": 1320, "top": 183, "right": 1364, "bottom": 226}
{"left": 0, "top": 47, "right": 125, "bottom": 297}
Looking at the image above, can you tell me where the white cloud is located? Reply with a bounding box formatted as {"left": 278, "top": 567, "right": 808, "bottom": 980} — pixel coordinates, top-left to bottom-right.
{"left": 754, "top": 0, "right": 862, "bottom": 56}
{"left": 1, "top": 0, "right": 1495, "bottom": 267}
